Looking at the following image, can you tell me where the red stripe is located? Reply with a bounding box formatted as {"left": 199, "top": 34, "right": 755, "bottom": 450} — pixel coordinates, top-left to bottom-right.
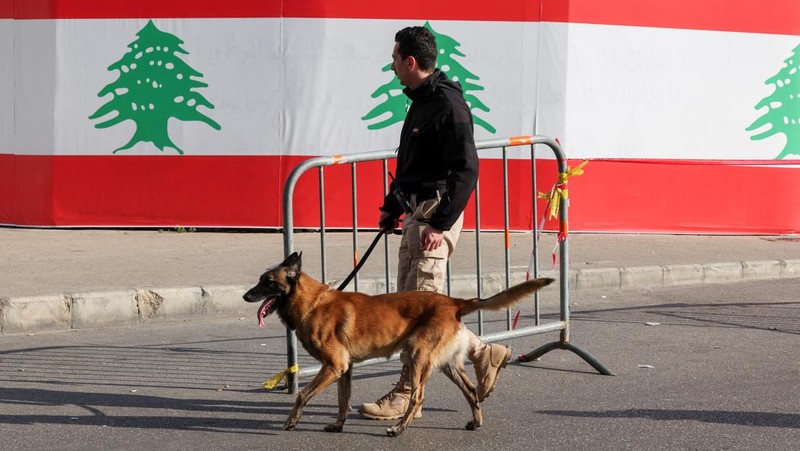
{"left": 1, "top": 155, "right": 278, "bottom": 226}
{"left": 2, "top": 155, "right": 799, "bottom": 234}
{"left": 555, "top": 0, "right": 800, "bottom": 36}
{"left": 2, "top": 0, "right": 798, "bottom": 35}
{"left": 0, "top": 1, "right": 12, "bottom": 18}
{"left": 2, "top": 0, "right": 281, "bottom": 19}
{"left": 0, "top": 155, "right": 540, "bottom": 229}
{"left": 567, "top": 159, "right": 800, "bottom": 234}
{"left": 0, "top": 154, "right": 18, "bottom": 224}
{"left": 283, "top": 0, "right": 541, "bottom": 22}
{"left": 1, "top": 0, "right": 537, "bottom": 21}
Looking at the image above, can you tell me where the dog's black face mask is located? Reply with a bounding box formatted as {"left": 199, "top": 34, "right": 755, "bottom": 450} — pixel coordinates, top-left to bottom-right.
{"left": 243, "top": 251, "right": 302, "bottom": 328}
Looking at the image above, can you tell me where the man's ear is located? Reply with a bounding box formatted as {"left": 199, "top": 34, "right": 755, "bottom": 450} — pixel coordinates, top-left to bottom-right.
{"left": 406, "top": 55, "right": 417, "bottom": 72}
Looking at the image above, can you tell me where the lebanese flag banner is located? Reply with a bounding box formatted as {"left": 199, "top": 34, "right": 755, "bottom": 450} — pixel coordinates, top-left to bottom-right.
{"left": 1, "top": 0, "right": 799, "bottom": 233}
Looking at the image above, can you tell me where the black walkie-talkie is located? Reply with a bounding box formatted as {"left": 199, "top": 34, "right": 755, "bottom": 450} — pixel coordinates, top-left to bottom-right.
{"left": 388, "top": 172, "right": 413, "bottom": 215}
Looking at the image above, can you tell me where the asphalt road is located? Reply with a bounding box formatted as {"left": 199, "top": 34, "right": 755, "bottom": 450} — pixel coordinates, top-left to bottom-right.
{"left": 1, "top": 279, "right": 799, "bottom": 450}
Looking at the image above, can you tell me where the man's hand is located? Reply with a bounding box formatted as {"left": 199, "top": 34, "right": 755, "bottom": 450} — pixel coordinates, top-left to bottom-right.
{"left": 379, "top": 211, "right": 400, "bottom": 234}
{"left": 420, "top": 225, "right": 444, "bottom": 251}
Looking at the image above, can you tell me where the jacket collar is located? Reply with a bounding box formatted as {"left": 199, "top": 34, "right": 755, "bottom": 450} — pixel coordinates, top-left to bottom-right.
{"left": 403, "top": 69, "right": 447, "bottom": 102}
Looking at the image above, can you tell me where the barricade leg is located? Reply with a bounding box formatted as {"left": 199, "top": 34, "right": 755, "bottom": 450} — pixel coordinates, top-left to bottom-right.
{"left": 518, "top": 341, "right": 615, "bottom": 376}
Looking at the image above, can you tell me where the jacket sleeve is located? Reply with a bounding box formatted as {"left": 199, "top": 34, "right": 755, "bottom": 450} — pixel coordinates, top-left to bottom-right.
{"left": 380, "top": 181, "right": 404, "bottom": 218}
{"left": 428, "top": 110, "right": 478, "bottom": 231}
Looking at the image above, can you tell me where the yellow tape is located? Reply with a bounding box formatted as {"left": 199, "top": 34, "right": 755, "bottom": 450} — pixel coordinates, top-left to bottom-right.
{"left": 263, "top": 364, "right": 300, "bottom": 390}
{"left": 539, "top": 160, "right": 588, "bottom": 220}
{"left": 559, "top": 160, "right": 588, "bottom": 183}
{"left": 548, "top": 186, "right": 565, "bottom": 220}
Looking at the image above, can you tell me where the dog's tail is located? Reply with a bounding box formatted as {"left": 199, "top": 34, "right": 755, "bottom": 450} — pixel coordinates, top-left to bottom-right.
{"left": 458, "top": 277, "right": 555, "bottom": 317}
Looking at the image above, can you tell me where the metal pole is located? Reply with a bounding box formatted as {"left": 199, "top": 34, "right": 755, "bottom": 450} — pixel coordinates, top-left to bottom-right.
{"left": 531, "top": 145, "right": 540, "bottom": 325}
{"left": 383, "top": 160, "right": 391, "bottom": 293}
{"left": 474, "top": 179, "right": 483, "bottom": 336}
{"left": 534, "top": 136, "right": 570, "bottom": 343}
{"left": 282, "top": 167, "right": 299, "bottom": 394}
{"left": 502, "top": 146, "right": 511, "bottom": 330}
{"left": 319, "top": 167, "right": 327, "bottom": 284}
{"left": 351, "top": 163, "right": 359, "bottom": 290}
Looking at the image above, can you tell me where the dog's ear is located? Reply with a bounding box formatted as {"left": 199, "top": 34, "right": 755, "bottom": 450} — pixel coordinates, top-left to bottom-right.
{"left": 283, "top": 251, "right": 302, "bottom": 278}
{"left": 282, "top": 251, "right": 300, "bottom": 266}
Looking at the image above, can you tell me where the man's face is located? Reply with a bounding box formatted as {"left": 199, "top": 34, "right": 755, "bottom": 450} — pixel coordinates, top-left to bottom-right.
{"left": 391, "top": 42, "right": 411, "bottom": 87}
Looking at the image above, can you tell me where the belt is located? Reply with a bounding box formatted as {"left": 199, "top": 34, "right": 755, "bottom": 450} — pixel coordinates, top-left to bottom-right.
{"left": 412, "top": 180, "right": 447, "bottom": 202}
{"left": 413, "top": 187, "right": 446, "bottom": 202}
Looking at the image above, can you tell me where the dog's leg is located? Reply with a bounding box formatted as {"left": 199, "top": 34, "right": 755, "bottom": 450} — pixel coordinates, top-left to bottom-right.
{"left": 387, "top": 356, "right": 432, "bottom": 437}
{"left": 324, "top": 364, "right": 352, "bottom": 433}
{"left": 285, "top": 364, "right": 341, "bottom": 431}
{"left": 442, "top": 362, "right": 483, "bottom": 430}
{"left": 412, "top": 379, "right": 426, "bottom": 419}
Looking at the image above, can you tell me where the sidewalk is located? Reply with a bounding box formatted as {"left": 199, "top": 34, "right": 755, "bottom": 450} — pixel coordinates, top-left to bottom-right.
{"left": 1, "top": 228, "right": 799, "bottom": 333}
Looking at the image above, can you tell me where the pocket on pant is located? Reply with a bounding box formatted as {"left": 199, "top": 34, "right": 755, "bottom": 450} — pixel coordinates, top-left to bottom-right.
{"left": 406, "top": 215, "right": 449, "bottom": 260}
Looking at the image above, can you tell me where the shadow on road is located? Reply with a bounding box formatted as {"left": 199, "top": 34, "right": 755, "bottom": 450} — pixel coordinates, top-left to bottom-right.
{"left": 540, "top": 408, "right": 800, "bottom": 429}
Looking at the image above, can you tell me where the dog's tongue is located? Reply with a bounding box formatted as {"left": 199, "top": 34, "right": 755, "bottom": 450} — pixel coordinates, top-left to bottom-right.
{"left": 257, "top": 298, "right": 273, "bottom": 328}
{"left": 258, "top": 299, "right": 270, "bottom": 329}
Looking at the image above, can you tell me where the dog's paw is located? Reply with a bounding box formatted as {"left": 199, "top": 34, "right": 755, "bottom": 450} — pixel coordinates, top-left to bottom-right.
{"left": 283, "top": 419, "right": 298, "bottom": 431}
{"left": 386, "top": 426, "right": 404, "bottom": 437}
{"left": 324, "top": 423, "right": 344, "bottom": 433}
{"left": 465, "top": 420, "right": 482, "bottom": 431}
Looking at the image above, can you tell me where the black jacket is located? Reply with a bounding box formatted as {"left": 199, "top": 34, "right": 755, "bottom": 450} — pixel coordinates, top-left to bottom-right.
{"left": 381, "top": 69, "right": 479, "bottom": 231}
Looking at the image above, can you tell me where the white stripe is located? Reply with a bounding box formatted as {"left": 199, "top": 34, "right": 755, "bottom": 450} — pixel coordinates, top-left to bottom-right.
{"left": 0, "top": 19, "right": 15, "bottom": 154}
{"left": 7, "top": 19, "right": 795, "bottom": 160}
{"left": 557, "top": 23, "right": 800, "bottom": 160}
{"left": 9, "top": 18, "right": 539, "bottom": 156}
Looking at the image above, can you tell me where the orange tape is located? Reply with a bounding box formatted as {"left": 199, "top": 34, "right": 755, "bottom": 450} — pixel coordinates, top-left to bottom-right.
{"left": 505, "top": 230, "right": 510, "bottom": 249}
{"left": 508, "top": 135, "right": 534, "bottom": 146}
{"left": 558, "top": 221, "right": 569, "bottom": 243}
{"left": 332, "top": 155, "right": 344, "bottom": 164}
{"left": 353, "top": 250, "right": 359, "bottom": 267}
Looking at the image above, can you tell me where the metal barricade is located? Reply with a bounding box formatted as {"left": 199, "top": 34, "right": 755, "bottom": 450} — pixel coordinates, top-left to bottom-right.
{"left": 281, "top": 135, "right": 613, "bottom": 394}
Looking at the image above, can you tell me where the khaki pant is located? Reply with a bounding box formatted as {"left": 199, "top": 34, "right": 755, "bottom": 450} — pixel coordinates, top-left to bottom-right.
{"left": 395, "top": 195, "right": 485, "bottom": 359}
{"left": 396, "top": 194, "right": 464, "bottom": 293}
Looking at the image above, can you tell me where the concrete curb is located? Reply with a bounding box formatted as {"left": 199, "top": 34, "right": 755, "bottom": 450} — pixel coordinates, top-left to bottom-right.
{"left": 1, "top": 285, "right": 249, "bottom": 335}
{"left": 2, "top": 260, "right": 799, "bottom": 334}
{"left": 574, "top": 259, "right": 800, "bottom": 290}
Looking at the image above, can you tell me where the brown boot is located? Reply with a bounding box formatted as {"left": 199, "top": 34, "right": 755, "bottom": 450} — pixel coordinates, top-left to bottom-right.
{"left": 471, "top": 343, "right": 513, "bottom": 401}
{"left": 358, "top": 365, "right": 422, "bottom": 420}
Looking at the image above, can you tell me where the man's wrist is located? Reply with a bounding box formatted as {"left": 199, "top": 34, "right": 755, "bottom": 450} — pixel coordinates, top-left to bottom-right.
{"left": 426, "top": 224, "right": 444, "bottom": 233}
{"left": 427, "top": 222, "right": 446, "bottom": 232}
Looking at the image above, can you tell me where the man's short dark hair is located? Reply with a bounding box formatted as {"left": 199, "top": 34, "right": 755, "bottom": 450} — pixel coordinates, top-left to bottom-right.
{"left": 395, "top": 26, "right": 437, "bottom": 71}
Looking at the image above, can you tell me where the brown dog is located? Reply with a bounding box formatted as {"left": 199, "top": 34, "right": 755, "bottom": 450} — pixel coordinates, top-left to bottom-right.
{"left": 243, "top": 251, "right": 553, "bottom": 436}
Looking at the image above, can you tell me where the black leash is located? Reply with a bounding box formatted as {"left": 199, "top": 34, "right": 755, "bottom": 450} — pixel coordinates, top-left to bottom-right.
{"left": 336, "top": 229, "right": 387, "bottom": 291}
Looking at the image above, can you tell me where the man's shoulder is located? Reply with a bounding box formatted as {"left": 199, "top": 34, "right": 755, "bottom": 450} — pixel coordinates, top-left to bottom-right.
{"left": 436, "top": 88, "right": 471, "bottom": 122}
{"left": 413, "top": 89, "right": 454, "bottom": 117}
{"left": 420, "top": 86, "right": 467, "bottom": 113}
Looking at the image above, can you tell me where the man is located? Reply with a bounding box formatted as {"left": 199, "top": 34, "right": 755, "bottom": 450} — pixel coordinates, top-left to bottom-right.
{"left": 358, "top": 26, "right": 512, "bottom": 421}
